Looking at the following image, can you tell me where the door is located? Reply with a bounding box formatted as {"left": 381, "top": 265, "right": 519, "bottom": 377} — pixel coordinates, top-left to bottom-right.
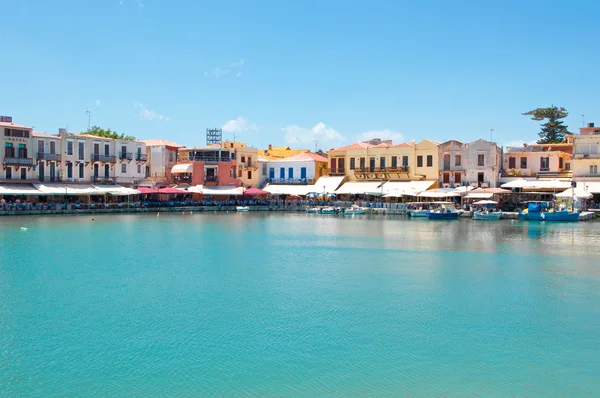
{"left": 269, "top": 167, "right": 275, "bottom": 180}
{"left": 443, "top": 154, "right": 450, "bottom": 170}
{"left": 300, "top": 167, "right": 307, "bottom": 180}
{"left": 455, "top": 172, "right": 461, "bottom": 185}
{"left": 279, "top": 167, "right": 285, "bottom": 179}
{"left": 508, "top": 157, "right": 516, "bottom": 169}
{"left": 38, "top": 162, "right": 45, "bottom": 181}
{"left": 37, "top": 140, "right": 44, "bottom": 157}
{"left": 49, "top": 162, "right": 56, "bottom": 181}
{"left": 369, "top": 157, "right": 375, "bottom": 172}
{"left": 288, "top": 167, "right": 294, "bottom": 179}
{"left": 443, "top": 173, "right": 450, "bottom": 184}
{"left": 94, "top": 143, "right": 100, "bottom": 161}
{"left": 105, "top": 144, "right": 110, "bottom": 156}
{"left": 49, "top": 141, "right": 56, "bottom": 155}
{"left": 478, "top": 172, "right": 484, "bottom": 183}
{"left": 94, "top": 164, "right": 99, "bottom": 177}
{"left": 21, "top": 168, "right": 27, "bottom": 180}
{"left": 104, "top": 164, "right": 110, "bottom": 178}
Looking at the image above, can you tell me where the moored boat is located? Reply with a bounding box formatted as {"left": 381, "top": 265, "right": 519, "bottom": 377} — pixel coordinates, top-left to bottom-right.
{"left": 407, "top": 202, "right": 430, "bottom": 217}
{"left": 306, "top": 207, "right": 320, "bottom": 214}
{"left": 472, "top": 200, "right": 502, "bottom": 220}
{"left": 342, "top": 206, "right": 366, "bottom": 215}
{"left": 236, "top": 206, "right": 250, "bottom": 212}
{"left": 426, "top": 202, "right": 460, "bottom": 220}
{"left": 319, "top": 207, "right": 336, "bottom": 215}
{"left": 518, "top": 201, "right": 579, "bottom": 221}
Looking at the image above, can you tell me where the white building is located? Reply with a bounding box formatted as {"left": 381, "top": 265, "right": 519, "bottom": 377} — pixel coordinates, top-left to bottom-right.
{"left": 140, "top": 139, "right": 183, "bottom": 186}
{"left": 464, "top": 139, "right": 503, "bottom": 187}
{"left": 265, "top": 152, "right": 328, "bottom": 184}
{"left": 115, "top": 139, "right": 147, "bottom": 186}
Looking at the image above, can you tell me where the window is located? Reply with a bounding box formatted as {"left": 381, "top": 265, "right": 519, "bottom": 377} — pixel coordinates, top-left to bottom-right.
{"left": 262, "top": 163, "right": 267, "bottom": 176}
{"left": 121, "top": 145, "right": 127, "bottom": 156}
{"left": 359, "top": 157, "right": 365, "bottom": 170}
{"left": 455, "top": 155, "right": 461, "bottom": 166}
{"left": 520, "top": 157, "right": 527, "bottom": 168}
{"left": 478, "top": 154, "right": 485, "bottom": 166}
{"left": 5, "top": 142, "right": 14, "bottom": 158}
{"left": 369, "top": 157, "right": 375, "bottom": 172}
{"left": 350, "top": 158, "right": 356, "bottom": 170}
{"left": 67, "top": 141, "right": 73, "bottom": 156}
{"left": 67, "top": 163, "right": 73, "bottom": 179}
{"left": 443, "top": 154, "right": 450, "bottom": 170}
{"left": 559, "top": 158, "right": 564, "bottom": 169}
{"left": 17, "top": 144, "right": 27, "bottom": 158}
{"left": 417, "top": 155, "right": 423, "bottom": 167}
{"left": 380, "top": 157, "right": 386, "bottom": 169}
{"left": 590, "top": 165, "right": 598, "bottom": 175}
{"left": 4, "top": 129, "right": 29, "bottom": 138}
{"left": 478, "top": 172, "right": 484, "bottom": 183}
{"left": 5, "top": 167, "right": 11, "bottom": 179}
{"left": 565, "top": 162, "right": 571, "bottom": 171}
{"left": 49, "top": 141, "right": 55, "bottom": 154}
{"left": 79, "top": 163, "right": 84, "bottom": 178}
{"left": 540, "top": 157, "right": 550, "bottom": 171}
{"left": 78, "top": 142, "right": 85, "bottom": 160}
{"left": 104, "top": 144, "right": 110, "bottom": 156}
{"left": 426, "top": 155, "right": 433, "bottom": 167}
{"left": 241, "top": 156, "right": 246, "bottom": 163}
{"left": 247, "top": 170, "right": 252, "bottom": 179}
{"left": 121, "top": 163, "right": 127, "bottom": 173}
{"left": 455, "top": 172, "right": 461, "bottom": 184}
{"left": 508, "top": 157, "right": 516, "bottom": 169}
{"left": 402, "top": 156, "right": 408, "bottom": 167}
{"left": 230, "top": 169, "right": 234, "bottom": 178}
{"left": 337, "top": 158, "right": 345, "bottom": 172}
{"left": 238, "top": 170, "right": 242, "bottom": 178}
{"left": 330, "top": 158, "right": 336, "bottom": 173}
{"left": 247, "top": 156, "right": 252, "bottom": 166}
{"left": 137, "top": 164, "right": 141, "bottom": 174}
{"left": 391, "top": 156, "right": 397, "bottom": 168}
{"left": 21, "top": 168, "right": 27, "bottom": 180}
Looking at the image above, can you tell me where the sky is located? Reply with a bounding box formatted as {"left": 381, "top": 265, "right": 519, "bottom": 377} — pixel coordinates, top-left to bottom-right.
{"left": 1, "top": 0, "right": 599, "bottom": 150}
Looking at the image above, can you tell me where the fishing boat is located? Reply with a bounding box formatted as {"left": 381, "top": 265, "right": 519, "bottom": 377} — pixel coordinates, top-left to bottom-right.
{"left": 426, "top": 202, "right": 460, "bottom": 220}
{"left": 407, "top": 202, "right": 430, "bottom": 217}
{"left": 236, "top": 206, "right": 250, "bottom": 212}
{"left": 342, "top": 206, "right": 366, "bottom": 215}
{"left": 472, "top": 200, "right": 502, "bottom": 220}
{"left": 305, "top": 207, "right": 320, "bottom": 214}
{"left": 319, "top": 207, "right": 336, "bottom": 215}
{"left": 518, "top": 201, "right": 580, "bottom": 222}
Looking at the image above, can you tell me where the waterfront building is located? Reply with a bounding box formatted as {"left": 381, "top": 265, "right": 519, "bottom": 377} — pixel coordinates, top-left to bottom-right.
{"left": 258, "top": 144, "right": 309, "bottom": 159}
{"left": 264, "top": 151, "right": 328, "bottom": 185}
{"left": 114, "top": 139, "right": 147, "bottom": 186}
{"left": 572, "top": 123, "right": 600, "bottom": 180}
{"left": 438, "top": 140, "right": 466, "bottom": 188}
{"left": 33, "top": 130, "right": 64, "bottom": 182}
{"left": 463, "top": 139, "right": 503, "bottom": 187}
{"left": 503, "top": 141, "right": 572, "bottom": 180}
{"left": 140, "top": 139, "right": 183, "bottom": 187}
{"left": 413, "top": 139, "right": 440, "bottom": 181}
{"left": 1, "top": 117, "right": 35, "bottom": 182}
{"left": 172, "top": 146, "right": 238, "bottom": 187}
{"left": 220, "top": 140, "right": 263, "bottom": 188}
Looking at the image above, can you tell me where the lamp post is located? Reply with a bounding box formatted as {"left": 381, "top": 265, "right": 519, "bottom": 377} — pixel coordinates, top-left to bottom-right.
{"left": 571, "top": 179, "right": 576, "bottom": 212}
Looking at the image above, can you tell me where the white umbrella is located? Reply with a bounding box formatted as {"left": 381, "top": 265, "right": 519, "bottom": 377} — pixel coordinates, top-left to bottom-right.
{"left": 555, "top": 187, "right": 592, "bottom": 199}
{"left": 473, "top": 200, "right": 498, "bottom": 205}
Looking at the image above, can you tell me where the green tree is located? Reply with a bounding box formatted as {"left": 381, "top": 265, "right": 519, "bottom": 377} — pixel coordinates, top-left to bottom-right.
{"left": 522, "top": 106, "right": 571, "bottom": 144}
{"left": 82, "top": 126, "right": 136, "bottom": 141}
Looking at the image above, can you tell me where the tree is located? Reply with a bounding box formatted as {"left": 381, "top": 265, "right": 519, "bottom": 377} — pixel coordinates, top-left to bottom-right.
{"left": 522, "top": 106, "right": 571, "bottom": 144}
{"left": 82, "top": 126, "right": 136, "bottom": 141}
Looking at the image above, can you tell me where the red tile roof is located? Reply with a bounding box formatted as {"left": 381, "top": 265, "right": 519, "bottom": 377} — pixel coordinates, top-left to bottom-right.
{"left": 277, "top": 152, "right": 328, "bottom": 162}
{"left": 331, "top": 141, "right": 412, "bottom": 151}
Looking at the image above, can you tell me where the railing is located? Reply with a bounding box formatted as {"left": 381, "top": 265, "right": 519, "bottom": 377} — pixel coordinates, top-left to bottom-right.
{"left": 178, "top": 156, "right": 232, "bottom": 163}
{"left": 90, "top": 154, "right": 116, "bottom": 162}
{"left": 136, "top": 153, "right": 147, "bottom": 161}
{"left": 39, "top": 176, "right": 63, "bottom": 183}
{"left": 173, "top": 175, "right": 191, "bottom": 183}
{"left": 3, "top": 157, "right": 34, "bottom": 166}
{"left": 36, "top": 153, "right": 62, "bottom": 161}
{"left": 119, "top": 152, "right": 133, "bottom": 160}
{"left": 267, "top": 178, "right": 308, "bottom": 184}
{"left": 574, "top": 153, "right": 600, "bottom": 159}
{"left": 206, "top": 176, "right": 218, "bottom": 182}
{"left": 91, "top": 177, "right": 115, "bottom": 184}
{"left": 329, "top": 170, "right": 345, "bottom": 176}
{"left": 353, "top": 166, "right": 410, "bottom": 173}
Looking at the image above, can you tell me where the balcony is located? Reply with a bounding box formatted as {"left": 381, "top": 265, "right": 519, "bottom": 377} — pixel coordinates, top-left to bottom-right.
{"left": 3, "top": 157, "right": 34, "bottom": 166}
{"left": 178, "top": 156, "right": 232, "bottom": 164}
{"left": 119, "top": 152, "right": 133, "bottom": 160}
{"left": 36, "top": 153, "right": 62, "bottom": 162}
{"left": 39, "top": 176, "right": 63, "bottom": 183}
{"left": 574, "top": 153, "right": 600, "bottom": 159}
{"left": 90, "top": 154, "right": 116, "bottom": 163}
{"left": 173, "top": 175, "right": 191, "bottom": 184}
{"left": 267, "top": 178, "right": 308, "bottom": 185}
{"left": 136, "top": 153, "right": 147, "bottom": 161}
{"left": 353, "top": 166, "right": 410, "bottom": 178}
{"left": 90, "top": 177, "right": 115, "bottom": 185}
{"left": 329, "top": 170, "right": 346, "bottom": 176}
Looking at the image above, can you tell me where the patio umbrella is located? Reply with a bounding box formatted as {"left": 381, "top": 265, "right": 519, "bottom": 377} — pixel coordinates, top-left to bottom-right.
{"left": 307, "top": 193, "right": 318, "bottom": 198}
{"left": 244, "top": 187, "right": 269, "bottom": 196}
{"left": 288, "top": 194, "right": 302, "bottom": 199}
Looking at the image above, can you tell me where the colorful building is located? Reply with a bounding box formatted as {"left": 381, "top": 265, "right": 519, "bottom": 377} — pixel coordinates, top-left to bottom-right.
{"left": 1, "top": 117, "right": 35, "bottom": 182}
{"left": 503, "top": 142, "right": 572, "bottom": 179}
{"left": 258, "top": 144, "right": 309, "bottom": 159}
{"left": 172, "top": 146, "right": 238, "bottom": 187}
{"left": 140, "top": 139, "right": 183, "bottom": 187}
{"left": 220, "top": 140, "right": 263, "bottom": 188}
{"left": 438, "top": 140, "right": 466, "bottom": 188}
{"left": 264, "top": 152, "right": 328, "bottom": 185}
{"left": 572, "top": 123, "right": 600, "bottom": 179}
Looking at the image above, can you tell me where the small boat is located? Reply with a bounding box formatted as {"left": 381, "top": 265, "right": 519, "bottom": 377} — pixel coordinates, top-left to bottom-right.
{"left": 407, "top": 203, "right": 430, "bottom": 217}
{"left": 306, "top": 207, "right": 320, "bottom": 214}
{"left": 319, "top": 207, "right": 336, "bottom": 215}
{"left": 408, "top": 209, "right": 429, "bottom": 217}
{"left": 472, "top": 200, "right": 502, "bottom": 220}
{"left": 426, "top": 202, "right": 460, "bottom": 220}
{"left": 518, "top": 201, "right": 579, "bottom": 222}
{"left": 236, "top": 206, "right": 250, "bottom": 212}
{"left": 342, "top": 206, "right": 366, "bottom": 215}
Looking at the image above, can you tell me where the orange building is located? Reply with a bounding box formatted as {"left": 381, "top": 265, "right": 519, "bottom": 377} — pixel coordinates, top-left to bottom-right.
{"left": 171, "top": 146, "right": 238, "bottom": 187}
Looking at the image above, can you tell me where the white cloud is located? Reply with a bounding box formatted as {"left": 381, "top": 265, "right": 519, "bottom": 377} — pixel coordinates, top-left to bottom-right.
{"left": 504, "top": 139, "right": 537, "bottom": 148}
{"left": 95, "top": 99, "right": 101, "bottom": 106}
{"left": 212, "top": 67, "right": 230, "bottom": 78}
{"left": 356, "top": 129, "right": 404, "bottom": 143}
{"left": 134, "top": 102, "right": 170, "bottom": 121}
{"left": 236, "top": 72, "right": 242, "bottom": 78}
{"left": 282, "top": 122, "right": 345, "bottom": 145}
{"left": 222, "top": 116, "right": 258, "bottom": 133}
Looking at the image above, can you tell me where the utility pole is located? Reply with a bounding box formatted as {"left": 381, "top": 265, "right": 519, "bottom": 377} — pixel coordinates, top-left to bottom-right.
{"left": 86, "top": 109, "right": 91, "bottom": 131}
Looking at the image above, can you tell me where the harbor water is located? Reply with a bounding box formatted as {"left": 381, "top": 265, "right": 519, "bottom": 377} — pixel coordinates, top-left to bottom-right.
{"left": 1, "top": 213, "right": 599, "bottom": 396}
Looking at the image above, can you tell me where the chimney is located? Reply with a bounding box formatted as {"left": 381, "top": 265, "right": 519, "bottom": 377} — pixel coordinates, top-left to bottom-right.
{"left": 588, "top": 122, "right": 595, "bottom": 128}
{"left": 59, "top": 128, "right": 68, "bottom": 137}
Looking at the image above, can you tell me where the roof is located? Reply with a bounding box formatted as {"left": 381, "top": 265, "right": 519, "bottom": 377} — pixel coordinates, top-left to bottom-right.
{"left": 0, "top": 121, "right": 31, "bottom": 129}
{"left": 330, "top": 140, "right": 412, "bottom": 152}
{"left": 258, "top": 148, "right": 310, "bottom": 158}
{"left": 275, "top": 152, "right": 328, "bottom": 163}
{"left": 79, "top": 134, "right": 113, "bottom": 141}
{"left": 32, "top": 131, "right": 59, "bottom": 138}
{"left": 139, "top": 139, "right": 184, "bottom": 148}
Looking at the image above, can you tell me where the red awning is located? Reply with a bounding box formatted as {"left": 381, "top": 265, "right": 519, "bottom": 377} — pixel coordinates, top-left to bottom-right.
{"left": 158, "top": 187, "right": 187, "bottom": 195}
{"left": 244, "top": 187, "right": 270, "bottom": 196}
{"left": 137, "top": 187, "right": 158, "bottom": 194}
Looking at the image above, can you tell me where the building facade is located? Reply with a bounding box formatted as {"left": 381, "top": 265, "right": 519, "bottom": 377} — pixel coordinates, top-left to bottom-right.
{"left": 140, "top": 139, "right": 182, "bottom": 187}
{"left": 573, "top": 123, "right": 600, "bottom": 179}
{"left": 413, "top": 139, "right": 440, "bottom": 181}
{"left": 221, "top": 141, "right": 262, "bottom": 188}
{"left": 264, "top": 152, "right": 328, "bottom": 185}
{"left": 438, "top": 140, "right": 466, "bottom": 188}
{"left": 503, "top": 142, "right": 572, "bottom": 179}
{"left": 1, "top": 118, "right": 35, "bottom": 182}
{"left": 172, "top": 146, "right": 238, "bottom": 187}
{"left": 463, "top": 139, "right": 502, "bottom": 187}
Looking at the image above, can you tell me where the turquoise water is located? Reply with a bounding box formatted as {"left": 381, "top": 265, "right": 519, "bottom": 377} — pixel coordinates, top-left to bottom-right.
{"left": 1, "top": 213, "right": 600, "bottom": 397}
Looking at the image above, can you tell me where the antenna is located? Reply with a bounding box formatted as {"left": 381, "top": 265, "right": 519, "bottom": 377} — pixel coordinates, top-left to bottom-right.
{"left": 582, "top": 114, "right": 585, "bottom": 127}
{"left": 314, "top": 139, "right": 318, "bottom": 152}
{"left": 490, "top": 128, "right": 494, "bottom": 142}
{"left": 86, "top": 109, "right": 91, "bottom": 131}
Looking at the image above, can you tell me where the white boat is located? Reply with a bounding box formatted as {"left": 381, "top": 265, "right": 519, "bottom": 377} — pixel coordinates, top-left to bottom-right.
{"left": 407, "top": 202, "right": 430, "bottom": 217}
{"left": 408, "top": 209, "right": 428, "bottom": 217}
{"left": 473, "top": 210, "right": 502, "bottom": 220}
{"left": 236, "top": 206, "right": 250, "bottom": 212}
{"left": 343, "top": 207, "right": 366, "bottom": 215}
{"left": 306, "top": 207, "right": 320, "bottom": 214}
{"left": 319, "top": 207, "right": 336, "bottom": 215}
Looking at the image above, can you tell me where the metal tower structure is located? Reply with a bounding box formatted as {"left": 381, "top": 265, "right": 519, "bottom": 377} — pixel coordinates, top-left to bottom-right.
{"left": 206, "top": 128, "right": 222, "bottom": 145}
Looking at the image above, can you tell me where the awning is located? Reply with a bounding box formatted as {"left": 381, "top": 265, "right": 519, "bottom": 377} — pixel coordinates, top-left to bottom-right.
{"left": 34, "top": 184, "right": 98, "bottom": 195}
{"left": 171, "top": 163, "right": 193, "bottom": 174}
{"left": 0, "top": 184, "right": 43, "bottom": 196}
{"left": 263, "top": 184, "right": 311, "bottom": 196}
{"left": 91, "top": 185, "right": 139, "bottom": 195}
{"left": 312, "top": 176, "right": 345, "bottom": 194}
{"left": 555, "top": 187, "right": 593, "bottom": 199}
{"left": 189, "top": 185, "right": 244, "bottom": 196}
{"left": 579, "top": 182, "right": 600, "bottom": 194}
{"left": 417, "top": 190, "right": 460, "bottom": 198}
{"left": 465, "top": 192, "right": 494, "bottom": 199}
{"left": 382, "top": 180, "right": 436, "bottom": 196}
{"left": 335, "top": 181, "right": 384, "bottom": 195}
{"left": 501, "top": 178, "right": 571, "bottom": 190}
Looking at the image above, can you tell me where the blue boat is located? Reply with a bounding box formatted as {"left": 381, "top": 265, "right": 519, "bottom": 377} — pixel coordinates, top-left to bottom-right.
{"left": 426, "top": 202, "right": 460, "bottom": 220}
{"left": 518, "top": 201, "right": 580, "bottom": 222}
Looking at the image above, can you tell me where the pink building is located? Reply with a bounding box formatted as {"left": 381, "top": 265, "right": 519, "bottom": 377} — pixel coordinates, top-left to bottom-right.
{"left": 503, "top": 142, "right": 573, "bottom": 178}
{"left": 171, "top": 146, "right": 238, "bottom": 187}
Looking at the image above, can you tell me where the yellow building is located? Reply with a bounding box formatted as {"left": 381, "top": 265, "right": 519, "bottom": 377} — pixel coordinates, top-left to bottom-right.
{"left": 327, "top": 138, "right": 439, "bottom": 182}
{"left": 220, "top": 140, "right": 262, "bottom": 188}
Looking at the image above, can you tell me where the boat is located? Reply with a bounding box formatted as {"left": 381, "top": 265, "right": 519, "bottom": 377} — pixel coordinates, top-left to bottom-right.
{"left": 236, "top": 206, "right": 250, "bottom": 212}
{"left": 518, "top": 201, "right": 580, "bottom": 222}
{"left": 305, "top": 207, "right": 320, "bottom": 214}
{"left": 472, "top": 200, "right": 502, "bottom": 220}
{"left": 319, "top": 207, "right": 336, "bottom": 215}
{"left": 407, "top": 202, "right": 430, "bottom": 217}
{"left": 426, "top": 202, "right": 460, "bottom": 220}
{"left": 342, "top": 206, "right": 366, "bottom": 215}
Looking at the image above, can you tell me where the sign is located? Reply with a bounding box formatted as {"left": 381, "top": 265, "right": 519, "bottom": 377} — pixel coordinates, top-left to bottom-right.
{"left": 0, "top": 116, "right": 13, "bottom": 123}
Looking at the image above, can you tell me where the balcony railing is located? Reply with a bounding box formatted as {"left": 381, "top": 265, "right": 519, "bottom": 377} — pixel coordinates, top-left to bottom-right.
{"left": 178, "top": 156, "right": 232, "bottom": 163}
{"left": 173, "top": 175, "right": 191, "bottom": 184}
{"left": 3, "top": 157, "right": 34, "bottom": 166}
{"left": 267, "top": 178, "right": 308, "bottom": 185}
{"left": 36, "top": 153, "right": 62, "bottom": 161}
{"left": 329, "top": 170, "right": 345, "bottom": 176}
{"left": 91, "top": 177, "right": 115, "bottom": 185}
{"left": 119, "top": 152, "right": 133, "bottom": 160}
{"left": 353, "top": 166, "right": 410, "bottom": 173}
{"left": 136, "top": 153, "right": 147, "bottom": 161}
{"left": 574, "top": 153, "right": 600, "bottom": 159}
{"left": 90, "top": 154, "right": 116, "bottom": 162}
{"left": 39, "top": 176, "right": 63, "bottom": 183}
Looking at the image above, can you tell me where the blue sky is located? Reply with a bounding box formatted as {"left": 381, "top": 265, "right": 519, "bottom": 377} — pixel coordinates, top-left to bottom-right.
{"left": 1, "top": 0, "right": 599, "bottom": 149}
